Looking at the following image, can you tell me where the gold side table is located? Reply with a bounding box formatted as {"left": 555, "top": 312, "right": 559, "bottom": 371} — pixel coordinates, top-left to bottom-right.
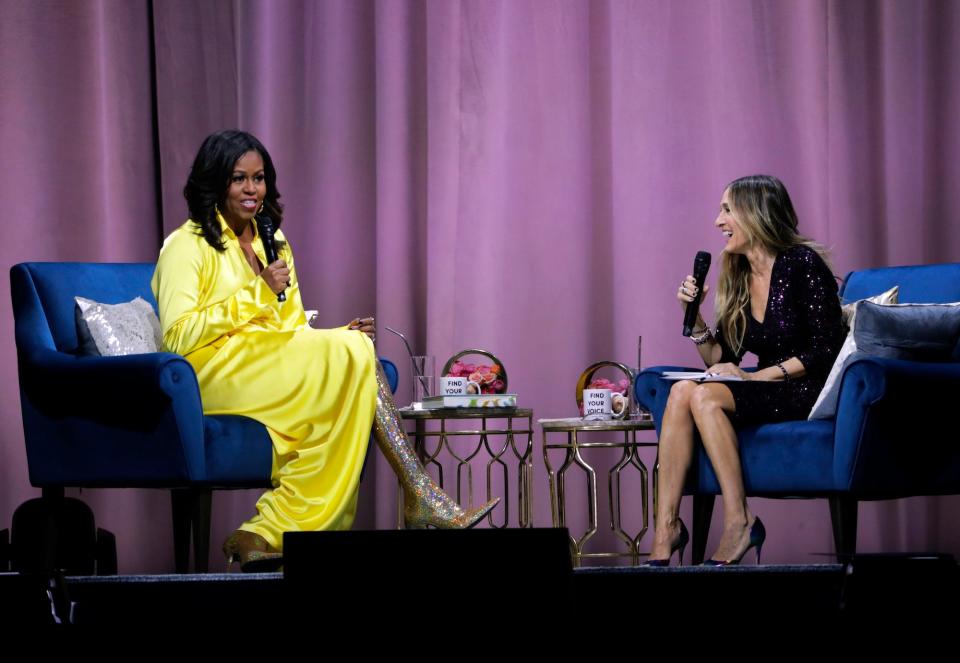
{"left": 398, "top": 407, "right": 534, "bottom": 528}
{"left": 540, "top": 417, "right": 656, "bottom": 566}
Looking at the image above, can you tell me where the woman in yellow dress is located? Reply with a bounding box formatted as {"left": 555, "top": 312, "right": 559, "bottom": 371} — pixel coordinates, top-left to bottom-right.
{"left": 152, "top": 130, "right": 496, "bottom": 571}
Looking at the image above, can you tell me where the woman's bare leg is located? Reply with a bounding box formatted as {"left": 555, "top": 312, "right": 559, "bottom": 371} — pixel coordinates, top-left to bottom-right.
{"left": 650, "top": 380, "right": 698, "bottom": 560}
{"left": 689, "top": 383, "right": 757, "bottom": 562}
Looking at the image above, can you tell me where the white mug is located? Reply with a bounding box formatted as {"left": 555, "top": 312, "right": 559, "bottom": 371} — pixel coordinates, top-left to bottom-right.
{"left": 610, "top": 391, "right": 628, "bottom": 419}
{"left": 583, "top": 389, "right": 612, "bottom": 417}
{"left": 440, "top": 376, "right": 482, "bottom": 396}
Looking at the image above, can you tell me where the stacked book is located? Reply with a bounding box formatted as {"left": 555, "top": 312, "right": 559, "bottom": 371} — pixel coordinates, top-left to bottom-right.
{"left": 419, "top": 393, "right": 518, "bottom": 409}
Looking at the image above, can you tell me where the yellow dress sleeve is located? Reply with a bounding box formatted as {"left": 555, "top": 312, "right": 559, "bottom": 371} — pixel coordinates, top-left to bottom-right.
{"left": 152, "top": 226, "right": 278, "bottom": 356}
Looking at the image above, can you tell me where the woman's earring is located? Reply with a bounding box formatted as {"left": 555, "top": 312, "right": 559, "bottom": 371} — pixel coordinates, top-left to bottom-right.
{"left": 258, "top": 201, "right": 264, "bottom": 214}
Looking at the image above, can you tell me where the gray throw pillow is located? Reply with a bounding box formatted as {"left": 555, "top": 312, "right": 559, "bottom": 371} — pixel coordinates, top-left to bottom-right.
{"left": 808, "top": 285, "right": 899, "bottom": 420}
{"left": 854, "top": 300, "right": 960, "bottom": 361}
{"left": 74, "top": 296, "right": 163, "bottom": 357}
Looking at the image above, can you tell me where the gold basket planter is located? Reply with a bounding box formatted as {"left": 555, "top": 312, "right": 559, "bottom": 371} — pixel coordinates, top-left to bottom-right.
{"left": 575, "top": 360, "right": 634, "bottom": 419}
{"left": 442, "top": 348, "right": 508, "bottom": 395}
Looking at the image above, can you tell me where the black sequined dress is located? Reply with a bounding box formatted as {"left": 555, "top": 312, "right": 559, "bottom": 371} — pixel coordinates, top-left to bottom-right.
{"left": 714, "top": 245, "right": 845, "bottom": 426}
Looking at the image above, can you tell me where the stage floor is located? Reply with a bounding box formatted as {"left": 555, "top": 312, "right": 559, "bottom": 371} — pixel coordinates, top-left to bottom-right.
{"left": 4, "top": 559, "right": 956, "bottom": 630}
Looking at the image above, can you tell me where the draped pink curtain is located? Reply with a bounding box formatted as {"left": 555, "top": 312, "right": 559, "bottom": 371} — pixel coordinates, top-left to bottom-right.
{"left": 1, "top": 0, "right": 958, "bottom": 571}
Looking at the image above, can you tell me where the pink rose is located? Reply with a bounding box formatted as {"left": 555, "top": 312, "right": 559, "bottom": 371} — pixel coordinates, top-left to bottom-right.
{"left": 464, "top": 363, "right": 476, "bottom": 374}
{"left": 450, "top": 361, "right": 465, "bottom": 376}
{"left": 469, "top": 371, "right": 484, "bottom": 384}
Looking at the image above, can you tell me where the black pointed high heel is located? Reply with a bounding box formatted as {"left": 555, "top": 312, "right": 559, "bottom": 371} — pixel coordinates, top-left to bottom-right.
{"left": 702, "top": 516, "right": 766, "bottom": 566}
{"left": 644, "top": 519, "right": 689, "bottom": 567}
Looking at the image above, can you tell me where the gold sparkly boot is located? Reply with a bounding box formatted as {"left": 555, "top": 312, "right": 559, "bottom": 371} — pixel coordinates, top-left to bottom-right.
{"left": 373, "top": 364, "right": 499, "bottom": 529}
{"left": 223, "top": 530, "right": 283, "bottom": 573}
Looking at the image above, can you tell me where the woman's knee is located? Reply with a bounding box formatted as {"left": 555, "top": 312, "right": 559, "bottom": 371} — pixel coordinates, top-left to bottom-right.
{"left": 666, "top": 380, "right": 696, "bottom": 412}
{"left": 690, "top": 384, "right": 723, "bottom": 416}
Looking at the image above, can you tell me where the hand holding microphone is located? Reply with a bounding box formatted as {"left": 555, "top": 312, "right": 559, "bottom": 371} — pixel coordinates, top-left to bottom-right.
{"left": 257, "top": 214, "right": 287, "bottom": 302}
{"left": 261, "top": 259, "right": 290, "bottom": 296}
{"left": 681, "top": 251, "right": 711, "bottom": 336}
{"left": 677, "top": 275, "right": 709, "bottom": 308}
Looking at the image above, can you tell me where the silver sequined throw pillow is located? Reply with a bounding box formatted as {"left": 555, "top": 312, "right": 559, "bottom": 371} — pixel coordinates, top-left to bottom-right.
{"left": 75, "top": 296, "right": 162, "bottom": 356}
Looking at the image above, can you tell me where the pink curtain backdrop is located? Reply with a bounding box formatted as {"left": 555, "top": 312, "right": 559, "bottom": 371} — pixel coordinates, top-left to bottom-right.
{"left": 1, "top": 0, "right": 958, "bottom": 572}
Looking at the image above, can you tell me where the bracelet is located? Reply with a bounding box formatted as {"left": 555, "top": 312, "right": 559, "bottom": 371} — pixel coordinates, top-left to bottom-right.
{"left": 776, "top": 362, "right": 790, "bottom": 381}
{"left": 691, "top": 328, "right": 713, "bottom": 345}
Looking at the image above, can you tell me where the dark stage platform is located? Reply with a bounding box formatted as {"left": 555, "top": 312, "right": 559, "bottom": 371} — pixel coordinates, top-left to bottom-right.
{"left": 1, "top": 528, "right": 956, "bottom": 632}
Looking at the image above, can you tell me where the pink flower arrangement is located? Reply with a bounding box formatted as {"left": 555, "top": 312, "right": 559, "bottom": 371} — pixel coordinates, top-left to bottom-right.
{"left": 588, "top": 377, "right": 630, "bottom": 394}
{"left": 447, "top": 361, "right": 506, "bottom": 394}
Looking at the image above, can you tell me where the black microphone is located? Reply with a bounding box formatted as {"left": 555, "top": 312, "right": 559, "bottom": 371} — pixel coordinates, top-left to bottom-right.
{"left": 682, "top": 251, "right": 711, "bottom": 336}
{"left": 257, "top": 214, "right": 286, "bottom": 302}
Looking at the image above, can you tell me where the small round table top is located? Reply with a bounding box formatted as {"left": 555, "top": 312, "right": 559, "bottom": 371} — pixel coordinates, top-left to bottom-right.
{"left": 399, "top": 407, "right": 533, "bottom": 420}
{"left": 538, "top": 416, "right": 655, "bottom": 432}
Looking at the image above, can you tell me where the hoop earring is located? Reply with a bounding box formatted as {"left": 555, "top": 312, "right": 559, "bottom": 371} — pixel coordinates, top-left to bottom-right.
{"left": 258, "top": 201, "right": 264, "bottom": 215}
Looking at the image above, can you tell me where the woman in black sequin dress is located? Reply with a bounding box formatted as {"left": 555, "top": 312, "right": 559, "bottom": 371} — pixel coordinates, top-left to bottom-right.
{"left": 647, "top": 175, "right": 845, "bottom": 566}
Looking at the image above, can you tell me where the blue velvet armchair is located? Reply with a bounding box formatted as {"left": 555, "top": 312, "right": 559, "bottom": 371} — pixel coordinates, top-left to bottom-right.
{"left": 635, "top": 262, "right": 960, "bottom": 563}
{"left": 11, "top": 262, "right": 398, "bottom": 572}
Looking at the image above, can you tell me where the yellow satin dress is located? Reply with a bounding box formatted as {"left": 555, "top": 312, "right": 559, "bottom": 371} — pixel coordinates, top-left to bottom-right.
{"left": 151, "top": 213, "right": 377, "bottom": 550}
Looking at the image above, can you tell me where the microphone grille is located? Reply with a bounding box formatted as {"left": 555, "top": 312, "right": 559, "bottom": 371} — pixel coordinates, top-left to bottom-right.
{"left": 258, "top": 215, "right": 275, "bottom": 237}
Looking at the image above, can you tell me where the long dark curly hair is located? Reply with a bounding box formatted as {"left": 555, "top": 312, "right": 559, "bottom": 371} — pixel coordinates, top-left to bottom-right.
{"left": 183, "top": 129, "right": 284, "bottom": 251}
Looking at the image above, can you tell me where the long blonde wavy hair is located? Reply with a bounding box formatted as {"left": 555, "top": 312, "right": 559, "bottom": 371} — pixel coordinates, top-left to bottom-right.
{"left": 714, "top": 175, "right": 831, "bottom": 354}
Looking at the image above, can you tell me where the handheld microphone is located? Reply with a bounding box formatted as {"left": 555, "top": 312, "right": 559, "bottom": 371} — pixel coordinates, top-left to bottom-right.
{"left": 257, "top": 214, "right": 286, "bottom": 302}
{"left": 682, "top": 251, "right": 711, "bottom": 336}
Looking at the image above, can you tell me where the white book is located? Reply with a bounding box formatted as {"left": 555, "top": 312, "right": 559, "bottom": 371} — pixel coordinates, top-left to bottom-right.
{"left": 660, "top": 371, "right": 744, "bottom": 382}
